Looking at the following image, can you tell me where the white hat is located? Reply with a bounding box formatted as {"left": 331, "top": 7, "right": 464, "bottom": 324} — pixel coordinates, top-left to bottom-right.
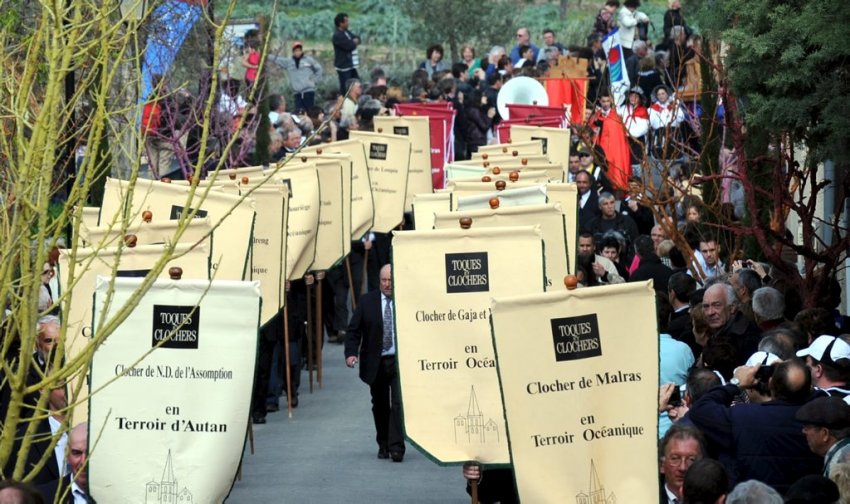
{"left": 745, "top": 351, "right": 781, "bottom": 368}
{"left": 796, "top": 335, "right": 850, "bottom": 364}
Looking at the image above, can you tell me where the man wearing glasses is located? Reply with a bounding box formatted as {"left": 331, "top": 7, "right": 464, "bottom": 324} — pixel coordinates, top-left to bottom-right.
{"left": 509, "top": 27, "right": 539, "bottom": 65}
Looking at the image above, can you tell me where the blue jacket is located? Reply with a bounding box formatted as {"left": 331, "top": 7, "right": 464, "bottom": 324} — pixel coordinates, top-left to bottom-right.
{"left": 689, "top": 384, "right": 821, "bottom": 493}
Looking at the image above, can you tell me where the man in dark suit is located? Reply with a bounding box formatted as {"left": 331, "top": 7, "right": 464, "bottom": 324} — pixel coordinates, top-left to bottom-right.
{"left": 37, "top": 423, "right": 91, "bottom": 503}
{"left": 344, "top": 264, "right": 405, "bottom": 462}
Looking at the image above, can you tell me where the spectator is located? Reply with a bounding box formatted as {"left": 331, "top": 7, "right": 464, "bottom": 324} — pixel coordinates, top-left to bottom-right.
{"left": 464, "top": 89, "right": 493, "bottom": 155}
{"left": 576, "top": 135, "right": 613, "bottom": 193}
{"left": 576, "top": 170, "right": 601, "bottom": 232}
{"left": 419, "top": 44, "right": 449, "bottom": 80}
{"left": 667, "top": 272, "right": 700, "bottom": 356}
{"left": 332, "top": 13, "right": 360, "bottom": 94}
{"left": 621, "top": 176, "right": 654, "bottom": 235}
{"left": 599, "top": 233, "right": 631, "bottom": 281}
{"left": 36, "top": 424, "right": 89, "bottom": 503}
{"left": 273, "top": 41, "right": 323, "bottom": 113}
{"left": 796, "top": 397, "right": 850, "bottom": 477}
{"left": 751, "top": 286, "right": 786, "bottom": 331}
{"left": 695, "top": 233, "right": 724, "bottom": 281}
{"left": 537, "top": 29, "right": 566, "bottom": 62}
{"left": 593, "top": 0, "right": 620, "bottom": 39}
{"left": 341, "top": 78, "right": 362, "bottom": 121}
{"left": 630, "top": 235, "right": 673, "bottom": 295}
{"left": 689, "top": 360, "right": 821, "bottom": 492}
{"left": 663, "top": 0, "right": 691, "bottom": 42}
{"left": 509, "top": 28, "right": 539, "bottom": 64}
{"left": 725, "top": 480, "right": 782, "bottom": 504}
{"left": 242, "top": 38, "right": 261, "bottom": 90}
{"left": 729, "top": 266, "right": 762, "bottom": 323}
{"left": 659, "top": 424, "right": 705, "bottom": 504}
{"left": 795, "top": 308, "right": 839, "bottom": 345}
{"left": 588, "top": 192, "right": 639, "bottom": 250}
{"left": 797, "top": 335, "right": 850, "bottom": 399}
{"left": 617, "top": 0, "right": 650, "bottom": 58}
{"left": 459, "top": 45, "right": 481, "bottom": 78}
{"left": 659, "top": 292, "right": 694, "bottom": 437}
{"left": 758, "top": 328, "right": 797, "bottom": 360}
{"left": 785, "top": 475, "right": 841, "bottom": 504}
{"left": 577, "top": 232, "right": 625, "bottom": 285}
{"left": 682, "top": 458, "right": 728, "bottom": 504}
{"left": 702, "top": 283, "right": 761, "bottom": 366}
{"left": 0, "top": 480, "right": 43, "bottom": 504}
{"left": 667, "top": 25, "right": 695, "bottom": 90}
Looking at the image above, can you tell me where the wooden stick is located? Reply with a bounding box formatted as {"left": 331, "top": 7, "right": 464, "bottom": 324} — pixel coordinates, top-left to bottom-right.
{"left": 283, "top": 300, "right": 293, "bottom": 419}
{"left": 316, "top": 272, "right": 324, "bottom": 389}
{"left": 248, "top": 420, "right": 255, "bottom": 455}
{"left": 470, "top": 480, "right": 478, "bottom": 504}
{"left": 345, "top": 256, "right": 357, "bottom": 310}
{"left": 306, "top": 280, "right": 314, "bottom": 394}
{"left": 362, "top": 248, "right": 369, "bottom": 295}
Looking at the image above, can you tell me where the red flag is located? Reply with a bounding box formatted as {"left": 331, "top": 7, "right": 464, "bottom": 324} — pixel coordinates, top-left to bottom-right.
{"left": 592, "top": 109, "right": 632, "bottom": 190}
{"left": 544, "top": 78, "right": 589, "bottom": 126}
{"left": 395, "top": 103, "right": 456, "bottom": 189}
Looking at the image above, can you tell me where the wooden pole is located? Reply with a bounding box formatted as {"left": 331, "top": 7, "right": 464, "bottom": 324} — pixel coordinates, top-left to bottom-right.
{"left": 470, "top": 480, "right": 479, "bottom": 504}
{"left": 315, "top": 271, "right": 324, "bottom": 389}
{"left": 345, "top": 256, "right": 357, "bottom": 310}
{"left": 362, "top": 248, "right": 369, "bottom": 295}
{"left": 283, "top": 298, "right": 293, "bottom": 418}
{"left": 306, "top": 280, "right": 314, "bottom": 393}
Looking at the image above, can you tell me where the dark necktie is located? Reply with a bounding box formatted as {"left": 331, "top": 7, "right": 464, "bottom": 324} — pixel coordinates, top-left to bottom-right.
{"left": 382, "top": 299, "right": 393, "bottom": 352}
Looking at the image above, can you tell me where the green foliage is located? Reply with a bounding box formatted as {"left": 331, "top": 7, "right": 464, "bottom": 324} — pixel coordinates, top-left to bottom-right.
{"left": 696, "top": 0, "right": 850, "bottom": 166}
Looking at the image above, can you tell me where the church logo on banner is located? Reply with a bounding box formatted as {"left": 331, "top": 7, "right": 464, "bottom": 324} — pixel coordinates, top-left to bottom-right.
{"left": 550, "top": 314, "right": 602, "bottom": 361}
{"left": 152, "top": 305, "right": 200, "bottom": 349}
{"left": 445, "top": 252, "right": 490, "bottom": 293}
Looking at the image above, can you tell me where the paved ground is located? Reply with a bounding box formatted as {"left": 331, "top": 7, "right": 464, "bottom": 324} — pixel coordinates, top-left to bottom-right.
{"left": 227, "top": 342, "right": 469, "bottom": 503}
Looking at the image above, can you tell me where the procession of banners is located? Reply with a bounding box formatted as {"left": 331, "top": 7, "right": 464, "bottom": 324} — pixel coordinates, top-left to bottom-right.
{"left": 58, "top": 130, "right": 422, "bottom": 501}
{"left": 52, "top": 108, "right": 663, "bottom": 500}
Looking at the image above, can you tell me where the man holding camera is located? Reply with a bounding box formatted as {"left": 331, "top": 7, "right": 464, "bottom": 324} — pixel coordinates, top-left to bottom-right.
{"left": 688, "top": 359, "right": 822, "bottom": 492}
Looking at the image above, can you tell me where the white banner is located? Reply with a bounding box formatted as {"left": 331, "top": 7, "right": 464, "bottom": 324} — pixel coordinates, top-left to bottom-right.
{"left": 89, "top": 277, "right": 260, "bottom": 504}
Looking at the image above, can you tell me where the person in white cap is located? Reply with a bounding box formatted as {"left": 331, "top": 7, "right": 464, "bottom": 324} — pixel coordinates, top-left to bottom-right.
{"left": 797, "top": 335, "right": 850, "bottom": 400}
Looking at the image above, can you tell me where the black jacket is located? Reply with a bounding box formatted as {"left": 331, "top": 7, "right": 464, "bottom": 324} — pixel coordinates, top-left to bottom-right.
{"left": 332, "top": 29, "right": 358, "bottom": 70}
{"left": 345, "top": 290, "right": 388, "bottom": 385}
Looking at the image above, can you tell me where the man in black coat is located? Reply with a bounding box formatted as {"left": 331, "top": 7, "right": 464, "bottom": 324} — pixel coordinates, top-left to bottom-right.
{"left": 344, "top": 264, "right": 405, "bottom": 462}
{"left": 688, "top": 360, "right": 821, "bottom": 492}
{"left": 629, "top": 235, "right": 673, "bottom": 295}
{"left": 37, "top": 424, "right": 90, "bottom": 504}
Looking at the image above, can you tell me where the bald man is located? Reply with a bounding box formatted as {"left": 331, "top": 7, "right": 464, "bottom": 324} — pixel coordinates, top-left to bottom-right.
{"left": 37, "top": 423, "right": 88, "bottom": 503}
{"left": 688, "top": 360, "right": 821, "bottom": 492}
{"left": 344, "top": 265, "right": 405, "bottom": 462}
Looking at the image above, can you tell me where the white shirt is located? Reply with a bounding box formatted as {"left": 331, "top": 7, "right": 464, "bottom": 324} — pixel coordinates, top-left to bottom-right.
{"left": 579, "top": 190, "right": 591, "bottom": 209}
{"left": 381, "top": 294, "right": 395, "bottom": 356}
{"left": 48, "top": 416, "right": 68, "bottom": 477}
{"left": 664, "top": 483, "right": 680, "bottom": 504}
{"left": 71, "top": 480, "right": 88, "bottom": 504}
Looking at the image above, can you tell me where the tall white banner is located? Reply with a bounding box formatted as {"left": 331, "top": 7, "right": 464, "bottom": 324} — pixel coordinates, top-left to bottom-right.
{"left": 89, "top": 277, "right": 261, "bottom": 504}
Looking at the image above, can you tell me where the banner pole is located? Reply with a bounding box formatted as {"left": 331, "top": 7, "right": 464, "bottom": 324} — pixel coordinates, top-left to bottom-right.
{"left": 316, "top": 271, "right": 324, "bottom": 389}
{"left": 362, "top": 248, "right": 369, "bottom": 295}
{"left": 470, "top": 481, "right": 478, "bottom": 504}
{"left": 306, "top": 280, "right": 314, "bottom": 394}
{"left": 283, "top": 295, "right": 293, "bottom": 418}
{"left": 345, "top": 256, "right": 357, "bottom": 310}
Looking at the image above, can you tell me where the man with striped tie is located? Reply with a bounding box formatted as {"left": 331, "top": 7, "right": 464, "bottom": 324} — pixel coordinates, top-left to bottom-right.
{"left": 345, "top": 264, "right": 405, "bottom": 462}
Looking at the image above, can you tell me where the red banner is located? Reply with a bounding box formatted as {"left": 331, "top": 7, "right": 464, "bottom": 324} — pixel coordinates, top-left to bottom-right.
{"left": 395, "top": 103, "right": 456, "bottom": 189}
{"left": 543, "top": 78, "right": 589, "bottom": 126}
{"left": 495, "top": 117, "right": 564, "bottom": 143}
